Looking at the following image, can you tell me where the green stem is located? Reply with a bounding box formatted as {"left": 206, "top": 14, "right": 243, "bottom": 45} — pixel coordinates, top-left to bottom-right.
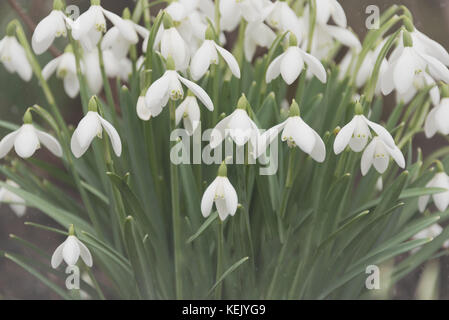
{"left": 84, "top": 264, "right": 106, "bottom": 300}
{"left": 306, "top": 0, "right": 317, "bottom": 53}
{"left": 214, "top": 221, "right": 224, "bottom": 299}
{"left": 212, "top": 64, "right": 220, "bottom": 124}
{"left": 169, "top": 100, "right": 183, "bottom": 299}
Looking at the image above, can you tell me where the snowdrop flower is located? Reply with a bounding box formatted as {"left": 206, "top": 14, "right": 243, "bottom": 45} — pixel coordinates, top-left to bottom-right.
{"left": 220, "top": 0, "right": 271, "bottom": 26}
{"left": 175, "top": 93, "right": 201, "bottom": 135}
{"left": 264, "top": 1, "right": 302, "bottom": 40}
{"left": 0, "top": 110, "right": 62, "bottom": 159}
{"left": 42, "top": 46, "right": 79, "bottom": 98}
{"left": 51, "top": 225, "right": 93, "bottom": 268}
{"left": 72, "top": 0, "right": 138, "bottom": 52}
{"left": 412, "top": 224, "right": 449, "bottom": 253}
{"left": 314, "top": 0, "right": 347, "bottom": 27}
{"left": 210, "top": 95, "right": 259, "bottom": 149}
{"left": 143, "top": 56, "right": 213, "bottom": 118}
{"left": 266, "top": 33, "right": 326, "bottom": 85}
{"left": 0, "top": 180, "right": 26, "bottom": 217}
{"left": 334, "top": 104, "right": 397, "bottom": 154}
{"left": 419, "top": 165, "right": 449, "bottom": 212}
{"left": 159, "top": 14, "right": 190, "bottom": 71}
{"left": 71, "top": 97, "right": 122, "bottom": 158}
{"left": 256, "top": 100, "right": 326, "bottom": 162}
{"left": 425, "top": 94, "right": 449, "bottom": 138}
{"left": 190, "top": 27, "right": 240, "bottom": 81}
{"left": 101, "top": 8, "right": 149, "bottom": 60}
{"left": 0, "top": 29, "right": 32, "bottom": 82}
{"left": 244, "top": 21, "right": 276, "bottom": 62}
{"left": 32, "top": 0, "right": 72, "bottom": 55}
{"left": 382, "top": 31, "right": 449, "bottom": 97}
{"left": 201, "top": 162, "right": 238, "bottom": 221}
{"left": 361, "top": 136, "right": 405, "bottom": 176}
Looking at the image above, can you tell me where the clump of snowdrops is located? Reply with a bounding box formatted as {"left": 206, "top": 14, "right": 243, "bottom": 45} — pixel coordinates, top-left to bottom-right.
{"left": 1, "top": 0, "right": 449, "bottom": 300}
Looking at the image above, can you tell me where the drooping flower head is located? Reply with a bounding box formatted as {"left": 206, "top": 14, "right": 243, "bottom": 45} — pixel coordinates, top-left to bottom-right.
{"left": 201, "top": 162, "right": 238, "bottom": 221}
{"left": 419, "top": 162, "right": 449, "bottom": 213}
{"left": 0, "top": 180, "right": 26, "bottom": 217}
{"left": 51, "top": 225, "right": 93, "bottom": 268}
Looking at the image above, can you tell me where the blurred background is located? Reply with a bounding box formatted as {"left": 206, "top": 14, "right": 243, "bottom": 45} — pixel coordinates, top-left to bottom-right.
{"left": 1, "top": 0, "right": 449, "bottom": 299}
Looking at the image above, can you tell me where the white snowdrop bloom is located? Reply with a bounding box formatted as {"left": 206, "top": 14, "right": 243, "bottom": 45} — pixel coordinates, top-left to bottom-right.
{"left": 315, "top": 0, "right": 347, "bottom": 27}
{"left": 175, "top": 95, "right": 201, "bottom": 135}
{"left": 360, "top": 136, "right": 405, "bottom": 176}
{"left": 42, "top": 50, "right": 79, "bottom": 98}
{"left": 102, "top": 23, "right": 149, "bottom": 60}
{"left": 334, "top": 112, "right": 396, "bottom": 154}
{"left": 220, "top": 0, "right": 241, "bottom": 32}
{"left": 210, "top": 96, "right": 259, "bottom": 149}
{"left": 165, "top": 1, "right": 207, "bottom": 45}
{"left": 382, "top": 35, "right": 449, "bottom": 97}
{"left": 201, "top": 163, "right": 238, "bottom": 221}
{"left": 425, "top": 97, "right": 449, "bottom": 138}
{"left": 244, "top": 21, "right": 276, "bottom": 62}
{"left": 143, "top": 60, "right": 213, "bottom": 118}
{"left": 71, "top": 98, "right": 122, "bottom": 158}
{"left": 136, "top": 96, "right": 151, "bottom": 121}
{"left": 51, "top": 228, "right": 93, "bottom": 268}
{"left": 419, "top": 171, "right": 449, "bottom": 213}
{"left": 0, "top": 113, "right": 63, "bottom": 159}
{"left": 255, "top": 101, "right": 326, "bottom": 162}
{"left": 266, "top": 34, "right": 327, "bottom": 85}
{"left": 0, "top": 36, "right": 32, "bottom": 82}
{"left": 0, "top": 180, "right": 26, "bottom": 217}
{"left": 31, "top": 0, "right": 72, "bottom": 55}
{"left": 72, "top": 1, "right": 138, "bottom": 52}
{"left": 83, "top": 49, "right": 102, "bottom": 95}
{"left": 412, "top": 224, "right": 449, "bottom": 252}
{"left": 264, "top": 1, "right": 302, "bottom": 40}
{"left": 190, "top": 29, "right": 240, "bottom": 81}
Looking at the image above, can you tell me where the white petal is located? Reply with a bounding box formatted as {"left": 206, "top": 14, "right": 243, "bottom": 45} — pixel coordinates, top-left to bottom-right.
{"left": 310, "top": 131, "right": 326, "bottom": 163}
{"left": 0, "top": 130, "right": 19, "bottom": 159}
{"left": 424, "top": 107, "right": 439, "bottom": 138}
{"left": 62, "top": 236, "right": 80, "bottom": 266}
{"left": 137, "top": 96, "right": 151, "bottom": 121}
{"left": 32, "top": 11, "right": 57, "bottom": 55}
{"left": 14, "top": 125, "right": 39, "bottom": 158}
{"left": 76, "top": 238, "right": 93, "bottom": 267}
{"left": 418, "top": 195, "right": 430, "bottom": 213}
{"left": 178, "top": 74, "right": 214, "bottom": 111}
{"left": 334, "top": 119, "right": 357, "bottom": 154}
{"left": 266, "top": 52, "right": 285, "bottom": 83}
{"left": 222, "top": 177, "right": 238, "bottom": 217}
{"left": 393, "top": 48, "right": 417, "bottom": 94}
{"left": 435, "top": 101, "right": 449, "bottom": 135}
{"left": 72, "top": 7, "right": 97, "bottom": 40}
{"left": 214, "top": 43, "right": 240, "bottom": 79}
{"left": 421, "top": 52, "right": 449, "bottom": 83}
{"left": 363, "top": 116, "right": 396, "bottom": 149}
{"left": 71, "top": 112, "right": 101, "bottom": 158}
{"left": 102, "top": 9, "right": 138, "bottom": 44}
{"left": 210, "top": 114, "right": 232, "bottom": 148}
{"left": 190, "top": 40, "right": 215, "bottom": 81}
{"left": 282, "top": 117, "right": 315, "bottom": 154}
{"left": 98, "top": 115, "right": 122, "bottom": 157}
{"left": 42, "top": 56, "right": 62, "bottom": 80}
{"left": 36, "top": 130, "right": 63, "bottom": 157}
{"left": 144, "top": 72, "right": 170, "bottom": 117}
{"left": 51, "top": 241, "right": 65, "bottom": 268}
{"left": 361, "top": 138, "right": 376, "bottom": 176}
{"left": 323, "top": 25, "right": 361, "bottom": 50}
{"left": 201, "top": 178, "right": 218, "bottom": 218}
{"left": 331, "top": 0, "right": 347, "bottom": 28}
{"left": 387, "top": 145, "right": 405, "bottom": 169}
{"left": 280, "top": 47, "right": 304, "bottom": 85}
{"left": 300, "top": 50, "right": 327, "bottom": 83}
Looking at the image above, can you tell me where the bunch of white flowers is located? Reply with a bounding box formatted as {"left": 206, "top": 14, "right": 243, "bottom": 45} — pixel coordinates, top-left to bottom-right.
{"left": 1, "top": 0, "right": 449, "bottom": 301}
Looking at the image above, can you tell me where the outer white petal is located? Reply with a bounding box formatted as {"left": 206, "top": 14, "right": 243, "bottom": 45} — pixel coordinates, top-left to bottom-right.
{"left": 10, "top": 39, "right": 32, "bottom": 81}
{"left": 14, "top": 125, "right": 39, "bottom": 158}
{"left": 415, "top": 29, "right": 449, "bottom": 66}
{"left": 323, "top": 25, "right": 361, "bottom": 50}
{"left": 102, "top": 9, "right": 138, "bottom": 44}
{"left": 424, "top": 107, "right": 439, "bottom": 138}
{"left": 190, "top": 40, "right": 215, "bottom": 80}
{"left": 42, "top": 56, "right": 62, "bottom": 80}
{"left": 310, "top": 131, "right": 326, "bottom": 163}
{"left": 0, "top": 130, "right": 19, "bottom": 159}
{"left": 418, "top": 194, "right": 430, "bottom": 213}
{"left": 36, "top": 130, "right": 63, "bottom": 157}
{"left": 72, "top": 7, "right": 97, "bottom": 40}
{"left": 98, "top": 115, "right": 122, "bottom": 157}
{"left": 393, "top": 48, "right": 416, "bottom": 94}
{"left": 266, "top": 52, "right": 285, "bottom": 83}
{"left": 432, "top": 173, "right": 449, "bottom": 212}
{"left": 363, "top": 116, "right": 396, "bottom": 149}
{"left": 421, "top": 52, "right": 449, "bottom": 83}
{"left": 331, "top": 0, "right": 347, "bottom": 28}
{"left": 222, "top": 177, "right": 238, "bottom": 217}
{"left": 282, "top": 117, "right": 315, "bottom": 154}
{"left": 32, "top": 11, "right": 57, "bottom": 54}
{"left": 137, "top": 96, "right": 151, "bottom": 121}
{"left": 51, "top": 241, "right": 65, "bottom": 268}
{"left": 76, "top": 238, "right": 93, "bottom": 267}
{"left": 201, "top": 178, "right": 218, "bottom": 217}
{"left": 178, "top": 74, "right": 214, "bottom": 111}
{"left": 333, "top": 117, "right": 356, "bottom": 154}
{"left": 63, "top": 74, "right": 80, "bottom": 98}
{"left": 62, "top": 236, "right": 80, "bottom": 266}
{"left": 387, "top": 145, "right": 405, "bottom": 169}
{"left": 300, "top": 50, "right": 327, "bottom": 83}
{"left": 361, "top": 138, "right": 376, "bottom": 176}
{"left": 214, "top": 43, "right": 241, "bottom": 79}
{"left": 144, "top": 72, "right": 170, "bottom": 117}
{"left": 280, "top": 47, "right": 304, "bottom": 85}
